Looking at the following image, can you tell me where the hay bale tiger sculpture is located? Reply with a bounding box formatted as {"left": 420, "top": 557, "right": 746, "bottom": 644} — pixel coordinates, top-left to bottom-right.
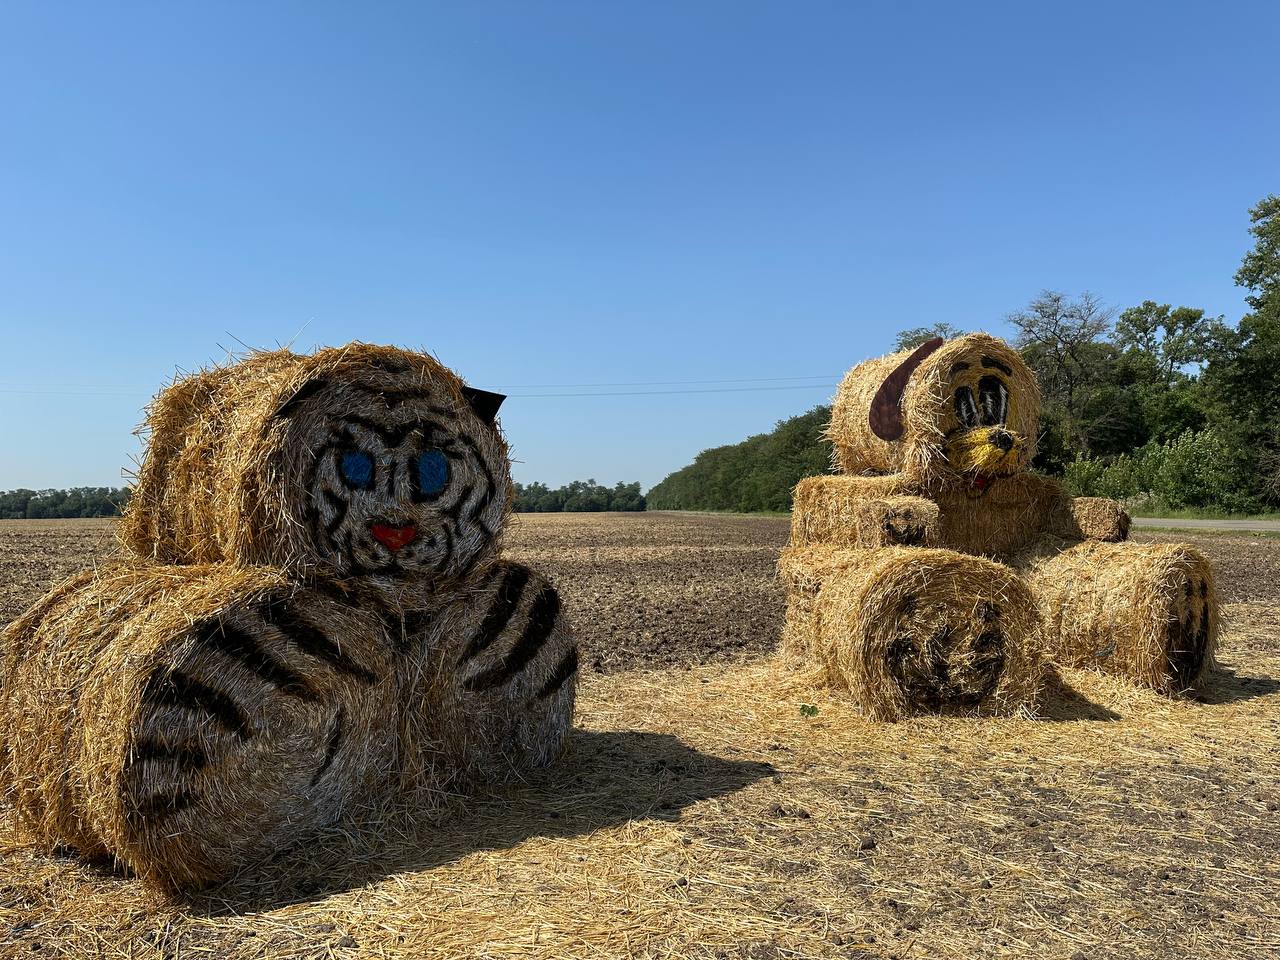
{"left": 0, "top": 344, "right": 577, "bottom": 892}
{"left": 780, "top": 333, "right": 1218, "bottom": 719}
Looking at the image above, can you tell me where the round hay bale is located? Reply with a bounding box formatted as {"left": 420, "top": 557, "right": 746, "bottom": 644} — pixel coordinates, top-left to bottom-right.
{"left": 396, "top": 561, "right": 577, "bottom": 794}
{"left": 1018, "top": 539, "right": 1218, "bottom": 692}
{"left": 809, "top": 547, "right": 1043, "bottom": 720}
{"left": 119, "top": 343, "right": 512, "bottom": 593}
{"left": 0, "top": 564, "right": 397, "bottom": 892}
{"left": 827, "top": 333, "right": 1040, "bottom": 481}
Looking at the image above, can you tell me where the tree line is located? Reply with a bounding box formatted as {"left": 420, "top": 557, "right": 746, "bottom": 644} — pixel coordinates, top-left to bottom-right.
{"left": 645, "top": 407, "right": 831, "bottom": 513}
{"left": 0, "top": 487, "right": 132, "bottom": 519}
{"left": 649, "top": 195, "right": 1280, "bottom": 515}
{"left": 514, "top": 479, "right": 646, "bottom": 512}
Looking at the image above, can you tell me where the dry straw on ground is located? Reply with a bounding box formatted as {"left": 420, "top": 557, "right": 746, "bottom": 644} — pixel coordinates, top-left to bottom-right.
{"left": 0, "top": 563, "right": 398, "bottom": 892}
{"left": 120, "top": 342, "right": 513, "bottom": 585}
{"left": 2, "top": 653, "right": 1276, "bottom": 960}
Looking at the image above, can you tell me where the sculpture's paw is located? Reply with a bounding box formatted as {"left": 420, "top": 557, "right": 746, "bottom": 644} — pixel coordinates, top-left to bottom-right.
{"left": 115, "top": 584, "right": 397, "bottom": 891}
{"left": 885, "top": 597, "right": 1007, "bottom": 710}
{"left": 812, "top": 548, "right": 1043, "bottom": 720}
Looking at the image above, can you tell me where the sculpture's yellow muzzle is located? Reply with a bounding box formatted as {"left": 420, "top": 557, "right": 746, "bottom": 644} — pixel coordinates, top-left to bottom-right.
{"left": 943, "top": 426, "right": 1024, "bottom": 477}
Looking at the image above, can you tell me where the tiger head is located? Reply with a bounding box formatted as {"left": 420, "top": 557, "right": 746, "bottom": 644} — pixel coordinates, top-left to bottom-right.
{"left": 270, "top": 347, "right": 511, "bottom": 581}
{"left": 123, "top": 343, "right": 514, "bottom": 583}
{"left": 827, "top": 333, "right": 1040, "bottom": 493}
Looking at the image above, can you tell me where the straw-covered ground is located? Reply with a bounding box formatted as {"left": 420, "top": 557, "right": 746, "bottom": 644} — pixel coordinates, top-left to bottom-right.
{"left": 1, "top": 514, "right": 1278, "bottom": 958}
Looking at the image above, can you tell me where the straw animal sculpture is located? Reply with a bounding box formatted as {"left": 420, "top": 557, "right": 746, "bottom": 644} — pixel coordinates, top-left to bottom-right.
{"left": 783, "top": 333, "right": 1217, "bottom": 717}
{"left": 0, "top": 344, "right": 578, "bottom": 892}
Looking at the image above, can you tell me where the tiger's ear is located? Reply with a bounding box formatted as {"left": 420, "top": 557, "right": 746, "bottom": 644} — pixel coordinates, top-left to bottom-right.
{"left": 869, "top": 337, "right": 945, "bottom": 441}
{"left": 462, "top": 386, "right": 505, "bottom": 425}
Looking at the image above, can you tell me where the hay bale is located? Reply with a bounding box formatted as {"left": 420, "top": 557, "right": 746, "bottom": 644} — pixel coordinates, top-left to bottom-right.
{"left": 778, "top": 546, "right": 847, "bottom": 660}
{"left": 119, "top": 343, "right": 513, "bottom": 591}
{"left": 396, "top": 561, "right": 578, "bottom": 794}
{"left": 791, "top": 477, "right": 940, "bottom": 549}
{"left": 0, "top": 563, "right": 397, "bottom": 892}
{"left": 1067, "top": 496, "right": 1131, "bottom": 542}
{"left": 782, "top": 547, "right": 1043, "bottom": 720}
{"left": 1018, "top": 539, "right": 1218, "bottom": 692}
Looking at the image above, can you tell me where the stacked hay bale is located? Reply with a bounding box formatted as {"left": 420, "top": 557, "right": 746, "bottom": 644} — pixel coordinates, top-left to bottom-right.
{"left": 0, "top": 343, "right": 577, "bottom": 892}
{"left": 782, "top": 333, "right": 1218, "bottom": 713}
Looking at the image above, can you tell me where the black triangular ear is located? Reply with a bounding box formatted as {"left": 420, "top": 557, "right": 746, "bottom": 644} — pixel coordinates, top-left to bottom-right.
{"left": 869, "top": 337, "right": 945, "bottom": 441}
{"left": 461, "top": 386, "right": 505, "bottom": 425}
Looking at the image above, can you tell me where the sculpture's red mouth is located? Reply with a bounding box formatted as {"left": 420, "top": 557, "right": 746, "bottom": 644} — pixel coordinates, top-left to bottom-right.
{"left": 370, "top": 523, "right": 417, "bottom": 552}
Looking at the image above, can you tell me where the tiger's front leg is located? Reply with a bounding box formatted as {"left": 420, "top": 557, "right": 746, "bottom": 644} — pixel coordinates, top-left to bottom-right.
{"left": 0, "top": 565, "right": 398, "bottom": 893}
{"left": 397, "top": 561, "right": 578, "bottom": 792}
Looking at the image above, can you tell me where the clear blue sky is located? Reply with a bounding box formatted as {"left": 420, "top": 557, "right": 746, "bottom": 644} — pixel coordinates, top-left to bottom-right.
{"left": 2, "top": 2, "right": 1276, "bottom": 491}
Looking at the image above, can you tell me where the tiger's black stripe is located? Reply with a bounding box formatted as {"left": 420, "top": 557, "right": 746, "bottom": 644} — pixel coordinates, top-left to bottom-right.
{"left": 141, "top": 670, "right": 250, "bottom": 740}
{"left": 456, "top": 434, "right": 498, "bottom": 531}
{"left": 346, "top": 383, "right": 459, "bottom": 413}
{"left": 311, "top": 707, "right": 345, "bottom": 785}
{"left": 129, "top": 737, "right": 209, "bottom": 770}
{"left": 459, "top": 565, "right": 531, "bottom": 665}
{"left": 193, "top": 618, "right": 317, "bottom": 702}
{"left": 274, "top": 377, "right": 330, "bottom": 418}
{"left": 322, "top": 488, "right": 349, "bottom": 535}
{"left": 465, "top": 587, "right": 561, "bottom": 691}
{"left": 128, "top": 789, "right": 199, "bottom": 820}
{"left": 536, "top": 647, "right": 578, "bottom": 701}
{"left": 260, "top": 599, "right": 377, "bottom": 684}
{"left": 345, "top": 414, "right": 428, "bottom": 449}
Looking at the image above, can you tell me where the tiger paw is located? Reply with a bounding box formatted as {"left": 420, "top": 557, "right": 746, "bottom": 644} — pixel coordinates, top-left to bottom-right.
{"left": 396, "top": 560, "right": 578, "bottom": 790}
{"left": 0, "top": 565, "right": 397, "bottom": 892}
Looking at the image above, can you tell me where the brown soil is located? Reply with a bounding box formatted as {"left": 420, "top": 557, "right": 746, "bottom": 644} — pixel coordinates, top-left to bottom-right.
{"left": 2, "top": 515, "right": 1275, "bottom": 673}
{"left": 1, "top": 514, "right": 1277, "bottom": 959}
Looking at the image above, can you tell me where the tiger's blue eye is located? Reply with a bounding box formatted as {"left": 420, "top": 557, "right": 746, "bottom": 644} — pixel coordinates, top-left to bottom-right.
{"left": 414, "top": 449, "right": 450, "bottom": 501}
{"left": 340, "top": 450, "right": 375, "bottom": 490}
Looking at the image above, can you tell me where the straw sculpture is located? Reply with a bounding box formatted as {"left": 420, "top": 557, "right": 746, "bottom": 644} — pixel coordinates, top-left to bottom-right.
{"left": 783, "top": 332, "right": 1218, "bottom": 713}
{"left": 1, "top": 343, "right": 578, "bottom": 892}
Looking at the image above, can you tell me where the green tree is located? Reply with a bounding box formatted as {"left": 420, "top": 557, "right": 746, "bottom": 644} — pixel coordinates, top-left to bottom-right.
{"left": 1201, "top": 196, "right": 1280, "bottom": 505}
{"left": 894, "top": 322, "right": 961, "bottom": 351}
{"left": 646, "top": 405, "right": 832, "bottom": 512}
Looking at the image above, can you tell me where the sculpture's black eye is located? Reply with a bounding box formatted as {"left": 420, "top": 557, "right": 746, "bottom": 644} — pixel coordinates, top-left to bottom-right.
{"left": 339, "top": 450, "right": 375, "bottom": 490}
{"left": 955, "top": 386, "right": 980, "bottom": 428}
{"left": 977, "top": 376, "right": 1008, "bottom": 426}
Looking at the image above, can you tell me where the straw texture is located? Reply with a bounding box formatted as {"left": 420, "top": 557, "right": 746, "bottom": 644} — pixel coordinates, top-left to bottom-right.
{"left": 1018, "top": 538, "right": 1218, "bottom": 692}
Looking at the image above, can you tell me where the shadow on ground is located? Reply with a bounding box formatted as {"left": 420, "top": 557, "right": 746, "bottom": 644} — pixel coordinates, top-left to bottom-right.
{"left": 1035, "top": 669, "right": 1122, "bottom": 722}
{"left": 186, "top": 729, "right": 772, "bottom": 914}
{"left": 1194, "top": 667, "right": 1280, "bottom": 705}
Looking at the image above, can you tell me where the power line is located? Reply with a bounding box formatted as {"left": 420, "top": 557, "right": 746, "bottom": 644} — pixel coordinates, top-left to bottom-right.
{"left": 489, "top": 374, "right": 839, "bottom": 388}
{"left": 506, "top": 384, "right": 833, "bottom": 398}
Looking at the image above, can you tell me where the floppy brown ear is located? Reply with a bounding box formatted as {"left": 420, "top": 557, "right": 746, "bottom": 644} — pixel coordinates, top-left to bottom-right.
{"left": 869, "top": 337, "right": 944, "bottom": 441}
{"left": 461, "top": 386, "right": 506, "bottom": 425}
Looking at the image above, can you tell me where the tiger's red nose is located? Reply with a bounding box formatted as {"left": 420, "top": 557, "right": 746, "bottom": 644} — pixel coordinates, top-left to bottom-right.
{"left": 371, "top": 523, "right": 417, "bottom": 552}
